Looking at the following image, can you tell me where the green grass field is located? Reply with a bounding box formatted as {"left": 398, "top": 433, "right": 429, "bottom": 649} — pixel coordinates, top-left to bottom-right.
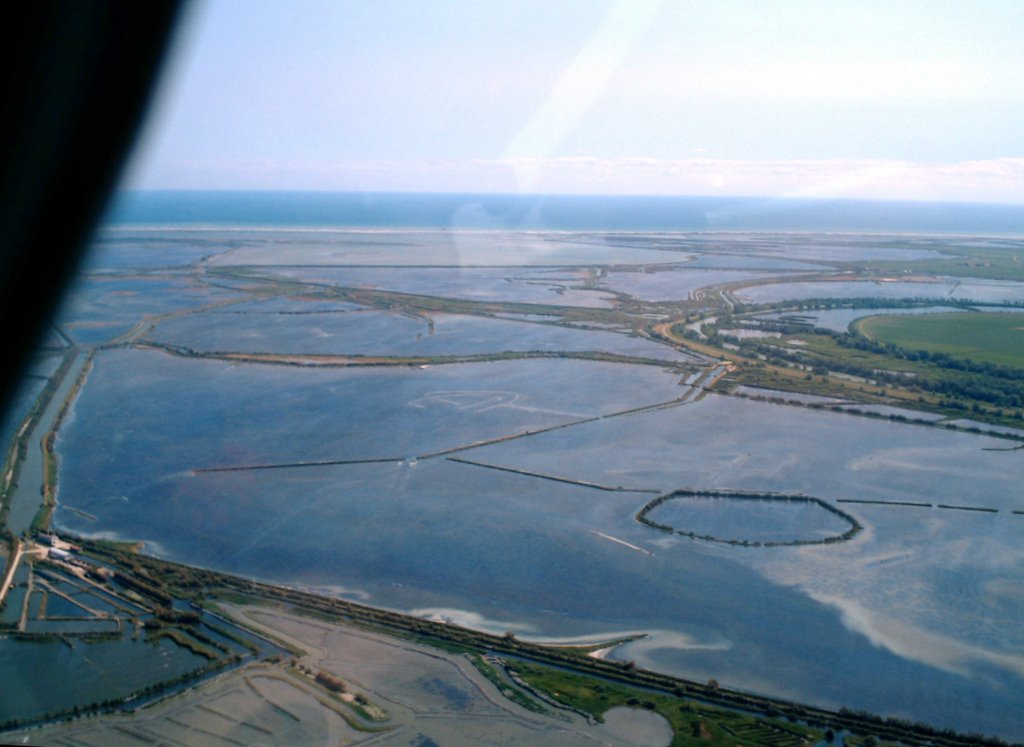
{"left": 512, "top": 660, "right": 822, "bottom": 746}
{"left": 855, "top": 312, "right": 1024, "bottom": 368}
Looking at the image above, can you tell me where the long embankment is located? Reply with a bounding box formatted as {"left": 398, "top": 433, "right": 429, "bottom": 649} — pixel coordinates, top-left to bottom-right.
{"left": 446, "top": 456, "right": 661, "bottom": 493}
{"left": 192, "top": 457, "right": 403, "bottom": 475}
{"left": 133, "top": 339, "right": 690, "bottom": 371}
{"left": 3, "top": 351, "right": 90, "bottom": 536}
{"left": 32, "top": 354, "right": 95, "bottom": 534}
{"left": 838, "top": 499, "right": 933, "bottom": 508}
{"left": 1, "top": 349, "right": 77, "bottom": 520}
{"left": 838, "top": 499, "right": 1005, "bottom": 513}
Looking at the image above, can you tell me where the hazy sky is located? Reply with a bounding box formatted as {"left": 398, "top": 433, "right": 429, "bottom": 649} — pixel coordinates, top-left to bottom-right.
{"left": 124, "top": 0, "right": 1024, "bottom": 202}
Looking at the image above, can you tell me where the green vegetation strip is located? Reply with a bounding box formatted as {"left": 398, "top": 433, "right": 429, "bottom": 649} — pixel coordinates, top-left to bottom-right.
{"left": 680, "top": 306, "right": 1024, "bottom": 430}
{"left": 467, "top": 655, "right": 549, "bottom": 714}
{"left": 512, "top": 659, "right": 821, "bottom": 747}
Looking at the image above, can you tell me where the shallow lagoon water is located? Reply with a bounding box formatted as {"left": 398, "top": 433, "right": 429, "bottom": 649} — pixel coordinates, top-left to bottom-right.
{"left": 54, "top": 357, "right": 1024, "bottom": 737}
{"left": 42, "top": 591, "right": 99, "bottom": 618}
{"left": 684, "top": 253, "right": 822, "bottom": 270}
{"left": 148, "top": 310, "right": 695, "bottom": 362}
{"left": 738, "top": 277, "right": 1024, "bottom": 305}
{"left": 0, "top": 635, "right": 207, "bottom": 724}
{"left": 600, "top": 268, "right": 780, "bottom": 302}
{"left": 204, "top": 230, "right": 692, "bottom": 267}
{"left": 465, "top": 394, "right": 1024, "bottom": 512}
{"left": 212, "top": 297, "right": 368, "bottom": 313}
{"left": 590, "top": 232, "right": 947, "bottom": 263}
{"left": 835, "top": 403, "right": 946, "bottom": 421}
{"left": 460, "top": 394, "right": 1024, "bottom": 734}
{"left": 57, "top": 349, "right": 688, "bottom": 479}
{"left": 55, "top": 275, "right": 241, "bottom": 344}
{"left": 753, "top": 305, "right": 965, "bottom": 333}
{"left": 271, "top": 265, "right": 617, "bottom": 307}
{"left": 82, "top": 234, "right": 237, "bottom": 270}
{"left": 55, "top": 453, "right": 1024, "bottom": 736}
{"left": 205, "top": 231, "right": 688, "bottom": 270}
{"left": 712, "top": 239, "right": 946, "bottom": 263}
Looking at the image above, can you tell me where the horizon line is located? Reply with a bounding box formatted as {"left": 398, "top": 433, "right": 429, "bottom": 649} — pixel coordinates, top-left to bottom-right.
{"left": 112, "top": 189, "right": 1024, "bottom": 208}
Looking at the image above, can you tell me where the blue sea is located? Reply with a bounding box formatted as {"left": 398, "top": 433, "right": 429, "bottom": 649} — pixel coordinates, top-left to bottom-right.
{"left": 105, "top": 190, "right": 1024, "bottom": 233}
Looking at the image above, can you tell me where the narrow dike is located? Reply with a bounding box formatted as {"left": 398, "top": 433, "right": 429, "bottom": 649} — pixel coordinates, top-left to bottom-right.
{"left": 414, "top": 417, "right": 601, "bottom": 460}
{"left": 191, "top": 457, "right": 403, "bottom": 475}
{"left": 838, "top": 499, "right": 1003, "bottom": 513}
{"left": 837, "top": 499, "right": 932, "bottom": 508}
{"left": 446, "top": 457, "right": 661, "bottom": 493}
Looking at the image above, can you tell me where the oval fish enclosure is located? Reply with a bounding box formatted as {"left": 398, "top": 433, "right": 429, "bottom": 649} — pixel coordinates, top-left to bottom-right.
{"left": 637, "top": 489, "right": 862, "bottom": 547}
